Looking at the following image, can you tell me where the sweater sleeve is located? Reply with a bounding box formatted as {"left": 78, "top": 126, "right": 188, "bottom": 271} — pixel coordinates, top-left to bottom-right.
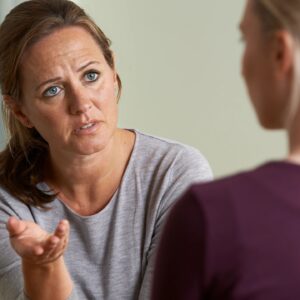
{"left": 0, "top": 192, "right": 79, "bottom": 300}
{"left": 0, "top": 197, "right": 25, "bottom": 299}
{"left": 138, "top": 146, "right": 212, "bottom": 299}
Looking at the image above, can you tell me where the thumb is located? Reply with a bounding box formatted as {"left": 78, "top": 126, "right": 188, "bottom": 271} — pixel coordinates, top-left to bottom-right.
{"left": 6, "top": 216, "right": 26, "bottom": 237}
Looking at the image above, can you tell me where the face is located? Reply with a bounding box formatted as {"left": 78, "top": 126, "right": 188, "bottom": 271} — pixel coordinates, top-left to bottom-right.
{"left": 17, "top": 26, "right": 118, "bottom": 157}
{"left": 240, "top": 0, "right": 290, "bottom": 128}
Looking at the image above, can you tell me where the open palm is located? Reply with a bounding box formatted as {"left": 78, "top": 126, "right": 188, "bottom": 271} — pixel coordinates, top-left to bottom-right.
{"left": 6, "top": 216, "right": 69, "bottom": 265}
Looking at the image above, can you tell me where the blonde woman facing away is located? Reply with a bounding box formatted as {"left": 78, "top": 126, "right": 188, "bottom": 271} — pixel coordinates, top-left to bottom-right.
{"left": 152, "top": 0, "right": 300, "bottom": 299}
{"left": 0, "top": 1, "right": 212, "bottom": 299}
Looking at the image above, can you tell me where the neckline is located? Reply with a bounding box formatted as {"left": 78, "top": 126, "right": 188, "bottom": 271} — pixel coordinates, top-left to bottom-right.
{"left": 39, "top": 129, "right": 140, "bottom": 220}
{"left": 262, "top": 159, "right": 300, "bottom": 168}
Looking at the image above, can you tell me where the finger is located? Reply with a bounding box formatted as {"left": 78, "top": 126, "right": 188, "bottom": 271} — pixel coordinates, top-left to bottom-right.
{"left": 41, "top": 220, "right": 70, "bottom": 261}
{"left": 44, "top": 236, "right": 65, "bottom": 260}
{"left": 43, "top": 236, "right": 60, "bottom": 259}
{"left": 54, "top": 220, "right": 69, "bottom": 238}
{"left": 32, "top": 235, "right": 58, "bottom": 260}
{"left": 6, "top": 217, "right": 26, "bottom": 238}
{"left": 33, "top": 245, "right": 44, "bottom": 256}
{"left": 44, "top": 221, "right": 68, "bottom": 254}
{"left": 44, "top": 235, "right": 60, "bottom": 251}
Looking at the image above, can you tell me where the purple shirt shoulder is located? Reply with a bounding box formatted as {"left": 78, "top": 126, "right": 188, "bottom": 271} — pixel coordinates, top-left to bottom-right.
{"left": 152, "top": 161, "right": 300, "bottom": 300}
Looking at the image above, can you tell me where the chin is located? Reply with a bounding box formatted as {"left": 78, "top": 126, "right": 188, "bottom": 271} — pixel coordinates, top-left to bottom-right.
{"left": 258, "top": 115, "right": 284, "bottom": 130}
{"left": 77, "top": 144, "right": 107, "bottom": 156}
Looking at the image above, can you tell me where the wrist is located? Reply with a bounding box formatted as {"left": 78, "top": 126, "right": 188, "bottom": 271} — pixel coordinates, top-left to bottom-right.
{"left": 22, "top": 255, "right": 65, "bottom": 273}
{"left": 22, "top": 256, "right": 73, "bottom": 300}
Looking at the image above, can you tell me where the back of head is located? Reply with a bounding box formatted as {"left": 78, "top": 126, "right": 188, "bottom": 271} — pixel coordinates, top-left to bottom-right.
{"left": 254, "top": 0, "right": 300, "bottom": 127}
{"left": 254, "top": 0, "right": 300, "bottom": 36}
{"left": 0, "top": 0, "right": 116, "bottom": 207}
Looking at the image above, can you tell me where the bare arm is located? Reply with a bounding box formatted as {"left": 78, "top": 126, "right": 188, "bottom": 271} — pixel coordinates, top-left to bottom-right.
{"left": 7, "top": 217, "right": 73, "bottom": 300}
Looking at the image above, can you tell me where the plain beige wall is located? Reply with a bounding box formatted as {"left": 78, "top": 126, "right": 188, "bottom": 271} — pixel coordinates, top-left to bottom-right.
{"left": 0, "top": 0, "right": 286, "bottom": 177}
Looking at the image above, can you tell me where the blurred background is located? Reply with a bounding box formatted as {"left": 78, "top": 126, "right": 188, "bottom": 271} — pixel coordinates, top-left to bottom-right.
{"left": 0, "top": 0, "right": 286, "bottom": 177}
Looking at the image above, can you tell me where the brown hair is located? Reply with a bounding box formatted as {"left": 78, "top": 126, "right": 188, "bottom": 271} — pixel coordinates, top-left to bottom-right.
{"left": 0, "top": 0, "right": 122, "bottom": 208}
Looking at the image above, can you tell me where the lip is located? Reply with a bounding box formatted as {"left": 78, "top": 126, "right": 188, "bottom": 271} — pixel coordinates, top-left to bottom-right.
{"left": 73, "top": 120, "right": 102, "bottom": 135}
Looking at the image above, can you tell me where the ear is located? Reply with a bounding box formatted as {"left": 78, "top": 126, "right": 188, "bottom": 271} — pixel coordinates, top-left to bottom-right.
{"left": 109, "top": 51, "right": 116, "bottom": 78}
{"left": 111, "top": 51, "right": 116, "bottom": 69}
{"left": 271, "top": 30, "right": 295, "bottom": 78}
{"left": 110, "top": 52, "right": 119, "bottom": 94}
{"left": 3, "top": 95, "right": 34, "bottom": 128}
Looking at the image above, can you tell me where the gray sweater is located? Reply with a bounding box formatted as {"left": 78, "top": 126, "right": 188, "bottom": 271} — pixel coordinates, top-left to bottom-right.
{"left": 0, "top": 130, "right": 212, "bottom": 300}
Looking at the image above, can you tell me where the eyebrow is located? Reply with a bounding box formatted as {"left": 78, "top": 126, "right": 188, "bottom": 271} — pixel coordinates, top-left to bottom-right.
{"left": 35, "top": 77, "right": 62, "bottom": 92}
{"left": 35, "top": 61, "right": 101, "bottom": 91}
{"left": 76, "top": 61, "right": 101, "bottom": 72}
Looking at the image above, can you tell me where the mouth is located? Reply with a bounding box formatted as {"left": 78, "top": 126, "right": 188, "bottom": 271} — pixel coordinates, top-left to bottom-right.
{"left": 74, "top": 121, "right": 99, "bottom": 134}
{"left": 80, "top": 123, "right": 95, "bottom": 129}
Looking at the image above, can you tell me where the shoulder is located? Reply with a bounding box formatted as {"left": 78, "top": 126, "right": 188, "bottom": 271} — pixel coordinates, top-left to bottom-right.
{"left": 135, "top": 129, "right": 203, "bottom": 155}
{"left": 183, "top": 166, "right": 258, "bottom": 206}
{"left": 159, "top": 161, "right": 298, "bottom": 292}
{"left": 133, "top": 130, "right": 213, "bottom": 181}
{"left": 171, "top": 161, "right": 280, "bottom": 224}
{"left": 0, "top": 185, "right": 33, "bottom": 221}
{"left": 187, "top": 161, "right": 283, "bottom": 202}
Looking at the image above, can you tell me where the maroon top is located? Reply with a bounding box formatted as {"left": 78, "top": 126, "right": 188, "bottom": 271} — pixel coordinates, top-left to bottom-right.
{"left": 152, "top": 161, "right": 300, "bottom": 300}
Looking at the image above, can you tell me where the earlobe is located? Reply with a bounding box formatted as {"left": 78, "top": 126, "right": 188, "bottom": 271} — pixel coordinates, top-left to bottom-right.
{"left": 2, "top": 95, "right": 34, "bottom": 128}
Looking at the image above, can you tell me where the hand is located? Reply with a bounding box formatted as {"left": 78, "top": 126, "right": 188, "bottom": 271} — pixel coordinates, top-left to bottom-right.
{"left": 6, "top": 217, "right": 70, "bottom": 266}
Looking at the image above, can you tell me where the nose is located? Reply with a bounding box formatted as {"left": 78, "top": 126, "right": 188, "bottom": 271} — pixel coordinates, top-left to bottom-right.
{"left": 69, "top": 85, "right": 92, "bottom": 115}
{"left": 70, "top": 102, "right": 92, "bottom": 115}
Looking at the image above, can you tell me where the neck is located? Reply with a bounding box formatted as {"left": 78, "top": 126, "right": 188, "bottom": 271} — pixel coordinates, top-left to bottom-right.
{"left": 286, "top": 110, "right": 300, "bottom": 164}
{"left": 47, "top": 131, "right": 120, "bottom": 187}
{"left": 44, "top": 129, "right": 135, "bottom": 215}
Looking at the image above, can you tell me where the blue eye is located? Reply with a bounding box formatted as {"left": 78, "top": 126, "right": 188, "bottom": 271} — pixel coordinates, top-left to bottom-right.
{"left": 44, "top": 86, "right": 61, "bottom": 97}
{"left": 85, "top": 71, "right": 99, "bottom": 82}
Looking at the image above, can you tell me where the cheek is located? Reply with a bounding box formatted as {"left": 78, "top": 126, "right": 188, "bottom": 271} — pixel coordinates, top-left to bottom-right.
{"left": 96, "top": 78, "right": 118, "bottom": 112}
{"left": 25, "top": 106, "right": 65, "bottom": 138}
{"left": 24, "top": 104, "right": 57, "bottom": 125}
{"left": 95, "top": 72, "right": 115, "bottom": 98}
{"left": 241, "top": 46, "right": 267, "bottom": 121}
{"left": 242, "top": 46, "right": 251, "bottom": 83}
{"left": 241, "top": 45, "right": 261, "bottom": 104}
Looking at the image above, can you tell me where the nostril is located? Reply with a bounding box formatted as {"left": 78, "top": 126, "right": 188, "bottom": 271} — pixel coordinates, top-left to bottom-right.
{"left": 71, "top": 103, "right": 92, "bottom": 115}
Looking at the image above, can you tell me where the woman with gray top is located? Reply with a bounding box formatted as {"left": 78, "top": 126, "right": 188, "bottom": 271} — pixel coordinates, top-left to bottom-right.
{"left": 0, "top": 0, "right": 212, "bottom": 299}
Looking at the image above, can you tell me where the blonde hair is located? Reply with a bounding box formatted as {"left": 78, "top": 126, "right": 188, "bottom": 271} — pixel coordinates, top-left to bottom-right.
{"left": 254, "top": 0, "right": 298, "bottom": 33}
{"left": 0, "top": 0, "right": 121, "bottom": 208}
{"left": 254, "top": 0, "right": 300, "bottom": 126}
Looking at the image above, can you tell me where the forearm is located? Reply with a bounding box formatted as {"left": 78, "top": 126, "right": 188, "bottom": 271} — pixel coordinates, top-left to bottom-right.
{"left": 22, "top": 256, "right": 73, "bottom": 300}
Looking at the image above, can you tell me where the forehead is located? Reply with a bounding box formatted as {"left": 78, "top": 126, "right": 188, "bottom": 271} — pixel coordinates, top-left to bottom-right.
{"left": 240, "top": 0, "right": 255, "bottom": 29}
{"left": 20, "top": 26, "right": 104, "bottom": 69}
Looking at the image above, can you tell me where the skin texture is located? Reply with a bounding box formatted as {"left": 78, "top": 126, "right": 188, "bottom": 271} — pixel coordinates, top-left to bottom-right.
{"left": 7, "top": 217, "right": 69, "bottom": 261}
{"left": 5, "top": 26, "right": 135, "bottom": 299}
{"left": 240, "top": 0, "right": 294, "bottom": 129}
{"left": 240, "top": 0, "right": 300, "bottom": 164}
{"left": 19, "top": 26, "right": 119, "bottom": 156}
